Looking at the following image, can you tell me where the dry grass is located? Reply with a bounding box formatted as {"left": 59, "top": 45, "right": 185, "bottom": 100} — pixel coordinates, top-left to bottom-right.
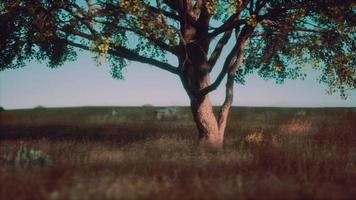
{"left": 0, "top": 107, "right": 355, "bottom": 200}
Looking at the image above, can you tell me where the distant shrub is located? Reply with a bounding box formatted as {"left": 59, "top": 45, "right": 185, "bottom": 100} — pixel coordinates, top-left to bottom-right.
{"left": 155, "top": 107, "right": 188, "bottom": 121}
{"left": 0, "top": 106, "right": 4, "bottom": 111}
{"left": 111, "top": 109, "right": 118, "bottom": 117}
{"left": 3, "top": 142, "right": 52, "bottom": 167}
{"left": 102, "top": 109, "right": 125, "bottom": 123}
{"left": 142, "top": 104, "right": 154, "bottom": 107}
{"left": 34, "top": 105, "right": 46, "bottom": 110}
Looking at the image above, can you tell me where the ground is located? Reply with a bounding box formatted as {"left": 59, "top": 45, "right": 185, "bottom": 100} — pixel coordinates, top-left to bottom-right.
{"left": 0, "top": 106, "right": 355, "bottom": 200}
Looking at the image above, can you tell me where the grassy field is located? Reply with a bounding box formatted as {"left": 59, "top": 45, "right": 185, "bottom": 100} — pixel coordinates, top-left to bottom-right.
{"left": 0, "top": 106, "right": 355, "bottom": 200}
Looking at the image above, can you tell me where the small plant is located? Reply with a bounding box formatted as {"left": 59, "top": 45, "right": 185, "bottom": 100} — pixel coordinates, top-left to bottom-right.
{"left": 4, "top": 142, "right": 52, "bottom": 167}
{"left": 245, "top": 131, "right": 264, "bottom": 145}
{"left": 245, "top": 131, "right": 280, "bottom": 147}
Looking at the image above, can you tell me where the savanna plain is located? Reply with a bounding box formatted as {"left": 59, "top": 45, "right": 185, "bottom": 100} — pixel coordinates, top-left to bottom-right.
{"left": 0, "top": 106, "right": 355, "bottom": 200}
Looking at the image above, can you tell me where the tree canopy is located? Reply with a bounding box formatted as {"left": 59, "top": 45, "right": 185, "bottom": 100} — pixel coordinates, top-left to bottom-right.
{"left": 1, "top": 0, "right": 355, "bottom": 97}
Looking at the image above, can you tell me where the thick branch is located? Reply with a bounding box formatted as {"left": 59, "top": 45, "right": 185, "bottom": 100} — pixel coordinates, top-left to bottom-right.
{"left": 199, "top": 47, "right": 237, "bottom": 96}
{"left": 65, "top": 40, "right": 178, "bottom": 75}
{"left": 217, "top": 27, "right": 249, "bottom": 130}
{"left": 261, "top": 19, "right": 330, "bottom": 33}
{"left": 217, "top": 32, "right": 248, "bottom": 130}
{"left": 146, "top": 4, "right": 180, "bottom": 21}
{"left": 112, "top": 45, "right": 179, "bottom": 75}
{"left": 61, "top": 4, "right": 180, "bottom": 75}
{"left": 261, "top": 19, "right": 329, "bottom": 34}
{"left": 208, "top": 0, "right": 252, "bottom": 38}
{"left": 201, "top": 27, "right": 253, "bottom": 96}
{"left": 217, "top": 73, "right": 234, "bottom": 131}
{"left": 93, "top": 20, "right": 178, "bottom": 55}
{"left": 208, "top": 30, "right": 233, "bottom": 70}
{"left": 208, "top": 15, "right": 244, "bottom": 38}
{"left": 60, "top": 28, "right": 95, "bottom": 40}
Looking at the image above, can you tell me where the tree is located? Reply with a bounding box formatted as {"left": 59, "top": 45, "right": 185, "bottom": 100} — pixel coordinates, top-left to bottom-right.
{"left": 1, "top": 0, "right": 355, "bottom": 147}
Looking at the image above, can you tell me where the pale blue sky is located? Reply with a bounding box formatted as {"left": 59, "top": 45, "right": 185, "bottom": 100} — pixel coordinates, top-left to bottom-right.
{"left": 0, "top": 51, "right": 355, "bottom": 110}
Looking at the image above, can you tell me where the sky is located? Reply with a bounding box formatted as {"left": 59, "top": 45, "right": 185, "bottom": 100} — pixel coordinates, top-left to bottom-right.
{"left": 0, "top": 51, "right": 355, "bottom": 110}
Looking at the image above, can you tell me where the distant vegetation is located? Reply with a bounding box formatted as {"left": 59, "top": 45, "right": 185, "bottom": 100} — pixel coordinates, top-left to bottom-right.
{"left": 33, "top": 105, "right": 46, "bottom": 110}
{"left": 0, "top": 107, "right": 355, "bottom": 199}
{"left": 142, "top": 104, "right": 154, "bottom": 108}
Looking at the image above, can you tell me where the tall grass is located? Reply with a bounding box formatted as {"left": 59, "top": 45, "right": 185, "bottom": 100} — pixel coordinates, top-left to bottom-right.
{"left": 0, "top": 107, "right": 355, "bottom": 199}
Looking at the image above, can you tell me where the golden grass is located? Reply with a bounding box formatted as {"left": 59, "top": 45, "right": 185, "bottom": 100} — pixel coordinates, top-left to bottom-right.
{"left": 281, "top": 119, "right": 312, "bottom": 135}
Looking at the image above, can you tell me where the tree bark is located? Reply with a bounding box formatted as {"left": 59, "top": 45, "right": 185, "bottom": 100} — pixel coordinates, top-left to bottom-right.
{"left": 180, "top": 67, "right": 224, "bottom": 147}
{"left": 188, "top": 74, "right": 235, "bottom": 148}
{"left": 182, "top": 50, "right": 243, "bottom": 148}
{"left": 217, "top": 73, "right": 234, "bottom": 141}
{"left": 177, "top": 16, "right": 249, "bottom": 148}
{"left": 189, "top": 74, "right": 234, "bottom": 148}
{"left": 190, "top": 83, "right": 222, "bottom": 147}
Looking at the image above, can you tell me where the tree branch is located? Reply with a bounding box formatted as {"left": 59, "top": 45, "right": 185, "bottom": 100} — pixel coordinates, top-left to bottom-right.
{"left": 208, "top": 15, "right": 244, "bottom": 38}
{"left": 261, "top": 19, "right": 329, "bottom": 34}
{"left": 208, "top": 0, "right": 253, "bottom": 38}
{"left": 112, "top": 45, "right": 179, "bottom": 75}
{"left": 200, "top": 44, "right": 239, "bottom": 96}
{"left": 217, "top": 73, "right": 234, "bottom": 130}
{"left": 249, "top": 0, "right": 255, "bottom": 14}
{"left": 216, "top": 28, "right": 248, "bottom": 131}
{"left": 256, "top": 0, "right": 270, "bottom": 11}
{"left": 208, "top": 30, "right": 233, "bottom": 71}
{"left": 93, "top": 19, "right": 178, "bottom": 55}
{"left": 66, "top": 40, "right": 178, "bottom": 75}
{"left": 201, "top": 26, "right": 253, "bottom": 96}
{"left": 146, "top": 4, "right": 180, "bottom": 21}
{"left": 61, "top": 4, "right": 179, "bottom": 75}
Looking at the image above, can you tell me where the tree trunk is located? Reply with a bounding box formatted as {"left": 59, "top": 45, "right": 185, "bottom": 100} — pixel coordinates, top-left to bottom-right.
{"left": 177, "top": 25, "right": 235, "bottom": 147}
{"left": 185, "top": 71, "right": 225, "bottom": 148}
{"left": 177, "top": 16, "right": 250, "bottom": 148}
{"left": 190, "top": 93, "right": 222, "bottom": 147}
{"left": 184, "top": 65, "right": 236, "bottom": 148}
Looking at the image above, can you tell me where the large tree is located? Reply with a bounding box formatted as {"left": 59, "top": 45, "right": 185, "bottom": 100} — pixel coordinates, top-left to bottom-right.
{"left": 1, "top": 0, "right": 355, "bottom": 146}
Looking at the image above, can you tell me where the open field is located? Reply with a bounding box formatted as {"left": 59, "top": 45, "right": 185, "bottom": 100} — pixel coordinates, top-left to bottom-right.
{"left": 0, "top": 106, "right": 355, "bottom": 200}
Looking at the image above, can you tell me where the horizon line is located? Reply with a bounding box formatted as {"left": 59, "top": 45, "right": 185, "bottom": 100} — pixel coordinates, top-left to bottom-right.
{"left": 3, "top": 104, "right": 355, "bottom": 111}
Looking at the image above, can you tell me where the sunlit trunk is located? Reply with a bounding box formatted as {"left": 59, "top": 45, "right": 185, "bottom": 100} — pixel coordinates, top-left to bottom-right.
{"left": 178, "top": 32, "right": 230, "bottom": 147}
{"left": 184, "top": 69, "right": 235, "bottom": 148}
{"left": 190, "top": 92, "right": 222, "bottom": 147}
{"left": 183, "top": 70, "right": 224, "bottom": 147}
